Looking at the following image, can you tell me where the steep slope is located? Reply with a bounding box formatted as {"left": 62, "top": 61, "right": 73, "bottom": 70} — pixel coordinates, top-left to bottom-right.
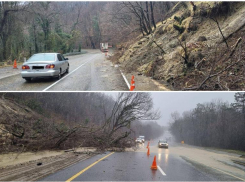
{"left": 0, "top": 97, "right": 57, "bottom": 153}
{"left": 115, "top": 2, "right": 245, "bottom": 90}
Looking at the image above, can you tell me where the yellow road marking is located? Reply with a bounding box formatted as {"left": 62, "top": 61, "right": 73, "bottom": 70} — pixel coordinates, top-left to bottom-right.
{"left": 186, "top": 157, "right": 245, "bottom": 181}
{"left": 66, "top": 152, "right": 114, "bottom": 182}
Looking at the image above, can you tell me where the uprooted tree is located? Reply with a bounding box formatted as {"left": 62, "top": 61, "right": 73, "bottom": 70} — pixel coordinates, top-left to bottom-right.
{"left": 97, "top": 92, "right": 160, "bottom": 148}
{"left": 0, "top": 92, "right": 160, "bottom": 153}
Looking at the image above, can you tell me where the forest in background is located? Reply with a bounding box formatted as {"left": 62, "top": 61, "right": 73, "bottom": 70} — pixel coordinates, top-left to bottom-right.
{"left": 0, "top": 1, "right": 174, "bottom": 63}
{"left": 0, "top": 92, "right": 163, "bottom": 153}
{"left": 169, "top": 92, "right": 245, "bottom": 151}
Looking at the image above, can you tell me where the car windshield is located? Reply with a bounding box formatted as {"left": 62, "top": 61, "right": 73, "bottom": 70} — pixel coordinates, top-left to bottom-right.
{"left": 28, "top": 54, "right": 55, "bottom": 62}
{"left": 159, "top": 140, "right": 167, "bottom": 143}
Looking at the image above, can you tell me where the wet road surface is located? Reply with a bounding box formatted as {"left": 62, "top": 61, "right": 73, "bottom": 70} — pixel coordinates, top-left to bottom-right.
{"left": 40, "top": 141, "right": 243, "bottom": 181}
{"left": 0, "top": 50, "right": 128, "bottom": 91}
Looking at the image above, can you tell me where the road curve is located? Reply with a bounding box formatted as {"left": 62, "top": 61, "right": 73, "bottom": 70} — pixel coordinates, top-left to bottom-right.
{"left": 0, "top": 50, "right": 128, "bottom": 91}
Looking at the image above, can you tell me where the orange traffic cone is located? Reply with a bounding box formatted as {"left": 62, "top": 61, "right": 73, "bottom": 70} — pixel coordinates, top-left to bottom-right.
{"left": 13, "top": 59, "right": 18, "bottom": 69}
{"left": 130, "top": 75, "right": 135, "bottom": 91}
{"left": 146, "top": 141, "right": 150, "bottom": 148}
{"left": 147, "top": 147, "right": 150, "bottom": 156}
{"left": 151, "top": 155, "right": 158, "bottom": 170}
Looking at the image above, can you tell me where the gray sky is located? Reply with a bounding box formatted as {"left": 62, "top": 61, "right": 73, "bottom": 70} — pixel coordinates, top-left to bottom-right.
{"left": 107, "top": 92, "right": 236, "bottom": 126}
{"left": 151, "top": 92, "right": 235, "bottom": 126}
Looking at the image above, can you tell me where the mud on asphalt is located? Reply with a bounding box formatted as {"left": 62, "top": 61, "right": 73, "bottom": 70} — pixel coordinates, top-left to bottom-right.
{"left": 0, "top": 151, "right": 94, "bottom": 181}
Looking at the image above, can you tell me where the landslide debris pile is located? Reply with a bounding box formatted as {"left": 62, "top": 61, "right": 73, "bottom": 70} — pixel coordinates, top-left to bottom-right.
{"left": 0, "top": 93, "right": 138, "bottom": 154}
{"left": 115, "top": 2, "right": 245, "bottom": 90}
{"left": 0, "top": 97, "right": 92, "bottom": 153}
{"left": 0, "top": 97, "right": 60, "bottom": 153}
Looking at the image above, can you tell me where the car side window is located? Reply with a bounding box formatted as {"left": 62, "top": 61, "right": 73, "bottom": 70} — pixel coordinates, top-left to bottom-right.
{"left": 57, "top": 54, "right": 63, "bottom": 61}
{"left": 60, "top": 54, "right": 65, "bottom": 60}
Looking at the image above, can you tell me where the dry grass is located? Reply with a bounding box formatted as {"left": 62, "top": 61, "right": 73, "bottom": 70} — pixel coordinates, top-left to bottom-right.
{"left": 114, "top": 2, "right": 245, "bottom": 90}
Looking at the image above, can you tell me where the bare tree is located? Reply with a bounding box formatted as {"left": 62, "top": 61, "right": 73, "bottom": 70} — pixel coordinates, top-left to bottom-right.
{"left": 170, "top": 93, "right": 245, "bottom": 151}
{"left": 113, "top": 2, "right": 157, "bottom": 36}
{"left": 94, "top": 92, "right": 160, "bottom": 147}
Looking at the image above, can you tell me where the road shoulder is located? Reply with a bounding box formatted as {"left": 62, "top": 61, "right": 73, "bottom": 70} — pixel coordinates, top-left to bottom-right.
{"left": 0, "top": 148, "right": 97, "bottom": 181}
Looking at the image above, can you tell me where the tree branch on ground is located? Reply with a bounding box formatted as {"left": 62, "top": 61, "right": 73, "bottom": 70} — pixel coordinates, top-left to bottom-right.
{"left": 184, "top": 37, "right": 242, "bottom": 90}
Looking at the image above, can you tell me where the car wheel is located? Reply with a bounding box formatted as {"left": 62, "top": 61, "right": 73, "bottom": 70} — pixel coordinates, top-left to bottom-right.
{"left": 66, "top": 66, "right": 69, "bottom": 73}
{"left": 57, "top": 69, "right": 61, "bottom": 80}
{"left": 24, "top": 78, "right": 32, "bottom": 82}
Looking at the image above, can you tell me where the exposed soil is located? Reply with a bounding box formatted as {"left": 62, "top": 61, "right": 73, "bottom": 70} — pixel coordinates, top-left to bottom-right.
{"left": 123, "top": 71, "right": 171, "bottom": 91}
{"left": 108, "top": 51, "right": 170, "bottom": 91}
{"left": 113, "top": 2, "right": 245, "bottom": 91}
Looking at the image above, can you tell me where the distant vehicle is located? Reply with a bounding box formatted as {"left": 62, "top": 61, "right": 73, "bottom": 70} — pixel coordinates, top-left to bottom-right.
{"left": 21, "top": 53, "right": 69, "bottom": 82}
{"left": 135, "top": 138, "right": 143, "bottom": 144}
{"left": 100, "top": 43, "right": 108, "bottom": 52}
{"left": 139, "top": 136, "right": 145, "bottom": 143}
{"left": 158, "top": 140, "right": 168, "bottom": 148}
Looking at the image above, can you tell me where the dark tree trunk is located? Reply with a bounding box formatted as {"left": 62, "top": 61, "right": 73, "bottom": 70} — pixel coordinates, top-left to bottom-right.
{"left": 89, "top": 36, "right": 96, "bottom": 49}
{"left": 150, "top": 2, "right": 156, "bottom": 29}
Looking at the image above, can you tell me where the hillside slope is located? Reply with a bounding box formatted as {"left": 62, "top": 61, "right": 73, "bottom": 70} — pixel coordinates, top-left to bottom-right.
{"left": 115, "top": 2, "right": 245, "bottom": 90}
{"left": 0, "top": 97, "right": 58, "bottom": 153}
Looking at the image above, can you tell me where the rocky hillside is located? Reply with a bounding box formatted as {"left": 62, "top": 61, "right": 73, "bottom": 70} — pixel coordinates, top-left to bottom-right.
{"left": 114, "top": 2, "right": 245, "bottom": 90}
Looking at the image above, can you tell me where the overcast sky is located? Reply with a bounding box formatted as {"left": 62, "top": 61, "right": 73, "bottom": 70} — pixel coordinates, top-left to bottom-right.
{"left": 107, "top": 92, "right": 236, "bottom": 126}
{"left": 151, "top": 92, "right": 235, "bottom": 126}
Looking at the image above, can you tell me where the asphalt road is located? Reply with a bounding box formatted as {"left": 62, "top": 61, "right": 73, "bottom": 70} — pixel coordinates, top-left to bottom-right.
{"left": 40, "top": 141, "right": 243, "bottom": 181}
{"left": 0, "top": 50, "right": 128, "bottom": 91}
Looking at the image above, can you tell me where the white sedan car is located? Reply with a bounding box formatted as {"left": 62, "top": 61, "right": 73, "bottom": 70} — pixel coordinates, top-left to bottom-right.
{"left": 21, "top": 53, "right": 69, "bottom": 81}
{"left": 158, "top": 140, "right": 168, "bottom": 148}
{"left": 135, "top": 138, "right": 143, "bottom": 144}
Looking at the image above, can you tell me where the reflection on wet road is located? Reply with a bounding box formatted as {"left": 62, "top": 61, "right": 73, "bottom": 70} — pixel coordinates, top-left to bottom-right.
{"left": 41, "top": 140, "right": 243, "bottom": 181}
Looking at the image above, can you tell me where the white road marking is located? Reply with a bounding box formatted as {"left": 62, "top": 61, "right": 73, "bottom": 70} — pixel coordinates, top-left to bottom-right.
{"left": 157, "top": 165, "right": 166, "bottom": 176}
{"left": 43, "top": 55, "right": 98, "bottom": 91}
{"left": 120, "top": 69, "right": 130, "bottom": 90}
{"left": 0, "top": 73, "right": 20, "bottom": 80}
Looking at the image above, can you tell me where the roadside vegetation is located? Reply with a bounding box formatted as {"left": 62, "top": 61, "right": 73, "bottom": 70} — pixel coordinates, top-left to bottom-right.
{"left": 0, "top": 92, "right": 162, "bottom": 154}
{"left": 169, "top": 92, "right": 245, "bottom": 151}
{"left": 2, "top": 2, "right": 245, "bottom": 90}
{"left": 0, "top": 1, "right": 174, "bottom": 65}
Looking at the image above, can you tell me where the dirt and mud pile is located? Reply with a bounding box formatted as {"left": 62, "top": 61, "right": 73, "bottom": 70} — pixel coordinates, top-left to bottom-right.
{"left": 0, "top": 97, "right": 56, "bottom": 153}
{"left": 115, "top": 2, "right": 245, "bottom": 90}
{"left": 0, "top": 149, "right": 97, "bottom": 181}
